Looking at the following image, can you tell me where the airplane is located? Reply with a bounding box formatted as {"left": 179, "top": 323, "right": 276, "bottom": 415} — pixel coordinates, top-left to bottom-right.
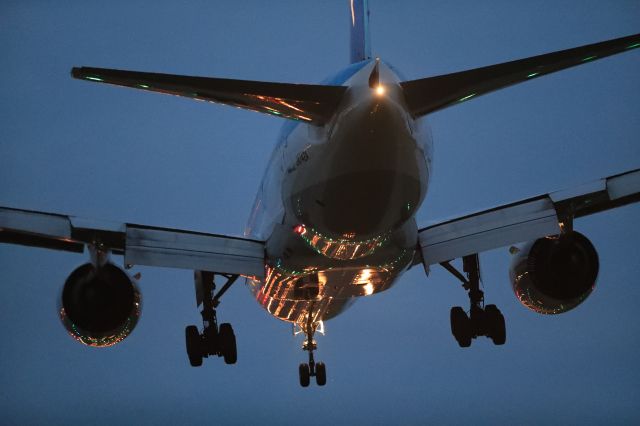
{"left": 1, "top": 0, "right": 638, "bottom": 388}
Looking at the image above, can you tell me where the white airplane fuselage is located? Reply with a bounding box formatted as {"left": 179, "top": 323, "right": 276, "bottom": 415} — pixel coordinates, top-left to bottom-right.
{"left": 245, "top": 60, "right": 433, "bottom": 325}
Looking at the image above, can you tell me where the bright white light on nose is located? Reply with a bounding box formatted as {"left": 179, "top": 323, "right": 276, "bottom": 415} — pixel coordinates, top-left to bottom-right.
{"left": 375, "top": 85, "right": 385, "bottom": 96}
{"left": 363, "top": 283, "right": 374, "bottom": 296}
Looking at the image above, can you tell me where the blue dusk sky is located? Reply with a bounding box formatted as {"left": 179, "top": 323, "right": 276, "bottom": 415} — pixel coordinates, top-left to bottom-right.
{"left": 1, "top": 1, "right": 639, "bottom": 425}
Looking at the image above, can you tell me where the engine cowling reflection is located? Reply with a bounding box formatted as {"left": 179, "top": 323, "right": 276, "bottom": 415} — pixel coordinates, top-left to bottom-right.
{"left": 509, "top": 231, "right": 599, "bottom": 314}
{"left": 59, "top": 262, "right": 141, "bottom": 347}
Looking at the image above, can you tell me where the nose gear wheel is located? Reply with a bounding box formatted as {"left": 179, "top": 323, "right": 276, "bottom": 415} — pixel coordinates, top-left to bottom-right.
{"left": 297, "top": 311, "right": 327, "bottom": 387}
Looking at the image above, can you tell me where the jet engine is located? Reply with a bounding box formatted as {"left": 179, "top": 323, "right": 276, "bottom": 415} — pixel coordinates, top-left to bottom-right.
{"left": 509, "top": 231, "right": 599, "bottom": 314}
{"left": 59, "top": 262, "right": 141, "bottom": 347}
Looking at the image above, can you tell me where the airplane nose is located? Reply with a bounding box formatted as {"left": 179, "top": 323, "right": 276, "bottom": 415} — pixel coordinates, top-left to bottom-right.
{"left": 290, "top": 98, "right": 427, "bottom": 239}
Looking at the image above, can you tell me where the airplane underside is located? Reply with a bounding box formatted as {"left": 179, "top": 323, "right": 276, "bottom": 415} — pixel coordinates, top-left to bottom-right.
{"left": 0, "top": 0, "right": 638, "bottom": 389}
{"left": 249, "top": 261, "right": 410, "bottom": 324}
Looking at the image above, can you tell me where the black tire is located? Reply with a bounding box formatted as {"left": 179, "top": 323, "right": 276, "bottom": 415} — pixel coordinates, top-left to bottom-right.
{"left": 485, "top": 305, "right": 506, "bottom": 345}
{"left": 316, "top": 362, "right": 327, "bottom": 386}
{"left": 299, "top": 363, "right": 310, "bottom": 387}
{"left": 219, "top": 323, "right": 237, "bottom": 364}
{"left": 185, "top": 325, "right": 203, "bottom": 367}
{"left": 450, "top": 307, "right": 472, "bottom": 347}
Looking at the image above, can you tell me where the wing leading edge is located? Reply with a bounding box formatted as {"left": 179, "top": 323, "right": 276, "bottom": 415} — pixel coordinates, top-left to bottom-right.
{"left": 72, "top": 67, "right": 347, "bottom": 126}
{"left": 418, "top": 168, "right": 640, "bottom": 267}
{"left": 0, "top": 207, "right": 265, "bottom": 278}
{"left": 401, "top": 33, "right": 640, "bottom": 117}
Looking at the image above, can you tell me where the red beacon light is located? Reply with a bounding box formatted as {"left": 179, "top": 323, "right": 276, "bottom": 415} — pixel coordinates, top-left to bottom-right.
{"left": 293, "top": 224, "right": 307, "bottom": 236}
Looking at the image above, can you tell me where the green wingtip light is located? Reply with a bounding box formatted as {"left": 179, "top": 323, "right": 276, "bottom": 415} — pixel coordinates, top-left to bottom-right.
{"left": 138, "top": 84, "right": 149, "bottom": 89}
{"left": 527, "top": 72, "right": 539, "bottom": 78}
{"left": 264, "top": 106, "right": 281, "bottom": 116}
{"left": 85, "top": 76, "right": 103, "bottom": 82}
{"left": 458, "top": 93, "right": 476, "bottom": 102}
{"left": 626, "top": 42, "right": 640, "bottom": 49}
{"left": 582, "top": 55, "right": 597, "bottom": 62}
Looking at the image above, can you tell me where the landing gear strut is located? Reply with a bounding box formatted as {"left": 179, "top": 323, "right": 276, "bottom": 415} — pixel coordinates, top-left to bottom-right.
{"left": 185, "top": 271, "right": 239, "bottom": 366}
{"left": 298, "top": 313, "right": 327, "bottom": 387}
{"left": 441, "top": 254, "right": 506, "bottom": 347}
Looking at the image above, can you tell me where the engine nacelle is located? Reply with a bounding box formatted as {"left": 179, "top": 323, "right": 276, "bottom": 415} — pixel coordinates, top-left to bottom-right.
{"left": 59, "top": 262, "right": 141, "bottom": 347}
{"left": 509, "top": 231, "right": 599, "bottom": 314}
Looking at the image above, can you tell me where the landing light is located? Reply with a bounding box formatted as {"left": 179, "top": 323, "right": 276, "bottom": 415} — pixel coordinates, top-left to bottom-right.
{"left": 363, "top": 283, "right": 374, "bottom": 296}
{"left": 375, "top": 85, "right": 385, "bottom": 96}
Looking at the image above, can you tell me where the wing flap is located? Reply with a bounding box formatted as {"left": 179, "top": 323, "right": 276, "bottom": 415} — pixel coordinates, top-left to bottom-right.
{"left": 72, "top": 67, "right": 347, "bottom": 125}
{"left": 551, "top": 169, "right": 640, "bottom": 218}
{"left": 419, "top": 198, "right": 560, "bottom": 266}
{"left": 0, "top": 207, "right": 72, "bottom": 239}
{"left": 125, "top": 225, "right": 264, "bottom": 278}
{"left": 401, "top": 33, "right": 640, "bottom": 117}
{"left": 608, "top": 169, "right": 640, "bottom": 200}
{"left": 0, "top": 206, "right": 265, "bottom": 278}
{"left": 0, "top": 207, "right": 83, "bottom": 253}
{"left": 419, "top": 168, "right": 640, "bottom": 266}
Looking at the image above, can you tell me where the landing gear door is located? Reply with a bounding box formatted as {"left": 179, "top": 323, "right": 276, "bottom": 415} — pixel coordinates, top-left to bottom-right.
{"left": 194, "top": 270, "right": 205, "bottom": 308}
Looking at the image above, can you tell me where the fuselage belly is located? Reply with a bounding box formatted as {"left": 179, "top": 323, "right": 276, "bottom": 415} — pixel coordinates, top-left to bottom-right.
{"left": 245, "top": 60, "right": 433, "bottom": 325}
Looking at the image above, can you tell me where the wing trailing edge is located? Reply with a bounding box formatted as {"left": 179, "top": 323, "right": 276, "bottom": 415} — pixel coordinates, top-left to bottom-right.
{"left": 0, "top": 207, "right": 265, "bottom": 278}
{"left": 72, "top": 67, "right": 347, "bottom": 126}
{"left": 401, "top": 33, "right": 640, "bottom": 117}
{"left": 418, "top": 168, "right": 640, "bottom": 267}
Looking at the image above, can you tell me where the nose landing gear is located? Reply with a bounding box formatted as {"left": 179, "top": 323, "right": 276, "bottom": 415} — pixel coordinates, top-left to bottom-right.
{"left": 297, "top": 316, "right": 327, "bottom": 387}
{"left": 185, "top": 271, "right": 239, "bottom": 366}
{"left": 441, "top": 254, "right": 506, "bottom": 347}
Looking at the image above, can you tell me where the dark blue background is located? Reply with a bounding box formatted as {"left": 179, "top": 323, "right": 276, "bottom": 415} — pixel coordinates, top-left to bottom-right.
{"left": 1, "top": 1, "right": 639, "bottom": 424}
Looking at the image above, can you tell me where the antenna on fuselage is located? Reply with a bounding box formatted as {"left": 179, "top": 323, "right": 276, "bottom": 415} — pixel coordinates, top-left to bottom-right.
{"left": 369, "top": 58, "right": 385, "bottom": 96}
{"left": 368, "top": 59, "right": 379, "bottom": 88}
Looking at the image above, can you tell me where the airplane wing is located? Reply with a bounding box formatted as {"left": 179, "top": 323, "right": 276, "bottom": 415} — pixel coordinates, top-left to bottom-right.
{"left": 401, "top": 33, "right": 640, "bottom": 117}
{"left": 418, "top": 168, "right": 640, "bottom": 267}
{"left": 71, "top": 67, "right": 347, "bottom": 126}
{"left": 0, "top": 207, "right": 265, "bottom": 278}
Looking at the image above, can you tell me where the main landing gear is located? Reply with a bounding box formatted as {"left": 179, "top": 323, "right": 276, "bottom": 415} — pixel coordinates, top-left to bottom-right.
{"left": 440, "top": 254, "right": 506, "bottom": 347}
{"left": 298, "top": 315, "right": 327, "bottom": 387}
{"left": 185, "top": 271, "right": 239, "bottom": 366}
